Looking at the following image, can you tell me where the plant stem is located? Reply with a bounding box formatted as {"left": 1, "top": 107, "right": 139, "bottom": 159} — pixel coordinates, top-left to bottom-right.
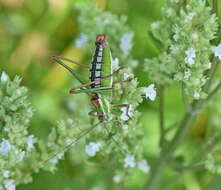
{"left": 213, "top": 0, "right": 218, "bottom": 15}
{"left": 207, "top": 81, "right": 221, "bottom": 100}
{"left": 159, "top": 85, "right": 165, "bottom": 147}
{"left": 204, "top": 58, "right": 219, "bottom": 92}
{"left": 144, "top": 108, "right": 198, "bottom": 190}
{"left": 182, "top": 83, "right": 191, "bottom": 112}
{"left": 144, "top": 1, "right": 220, "bottom": 189}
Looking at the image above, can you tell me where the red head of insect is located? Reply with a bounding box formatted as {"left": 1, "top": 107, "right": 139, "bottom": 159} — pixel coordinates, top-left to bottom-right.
{"left": 96, "top": 34, "right": 107, "bottom": 46}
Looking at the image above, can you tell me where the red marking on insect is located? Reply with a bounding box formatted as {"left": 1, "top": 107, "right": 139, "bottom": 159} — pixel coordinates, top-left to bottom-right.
{"left": 91, "top": 98, "right": 100, "bottom": 107}
{"left": 69, "top": 89, "right": 75, "bottom": 94}
{"left": 91, "top": 93, "right": 100, "bottom": 107}
{"left": 96, "top": 34, "right": 107, "bottom": 44}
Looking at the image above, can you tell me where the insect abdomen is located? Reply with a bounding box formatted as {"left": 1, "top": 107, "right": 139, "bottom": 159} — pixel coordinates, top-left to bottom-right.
{"left": 90, "top": 45, "right": 104, "bottom": 88}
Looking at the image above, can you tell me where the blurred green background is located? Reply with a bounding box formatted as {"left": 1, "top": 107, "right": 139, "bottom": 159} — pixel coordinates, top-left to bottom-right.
{"left": 1, "top": 0, "right": 221, "bottom": 189}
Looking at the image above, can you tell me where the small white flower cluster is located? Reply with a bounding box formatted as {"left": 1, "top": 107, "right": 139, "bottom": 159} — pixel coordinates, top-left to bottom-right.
{"left": 120, "top": 105, "right": 133, "bottom": 121}
{"left": 212, "top": 44, "right": 221, "bottom": 60}
{"left": 123, "top": 154, "right": 150, "bottom": 173}
{"left": 120, "top": 33, "right": 133, "bottom": 56}
{"left": 194, "top": 91, "right": 200, "bottom": 100}
{"left": 3, "top": 179, "right": 15, "bottom": 190}
{"left": 26, "top": 135, "right": 37, "bottom": 151}
{"left": 0, "top": 139, "right": 11, "bottom": 156}
{"left": 1, "top": 72, "right": 8, "bottom": 82}
{"left": 112, "top": 57, "right": 119, "bottom": 70}
{"left": 124, "top": 154, "right": 136, "bottom": 168}
{"left": 186, "top": 12, "right": 195, "bottom": 21}
{"left": 185, "top": 48, "right": 196, "bottom": 65}
{"left": 75, "top": 33, "right": 88, "bottom": 48}
{"left": 85, "top": 141, "right": 101, "bottom": 157}
{"left": 173, "top": 31, "right": 179, "bottom": 41}
{"left": 143, "top": 84, "right": 157, "bottom": 101}
{"left": 170, "top": 45, "right": 179, "bottom": 54}
{"left": 184, "top": 70, "right": 191, "bottom": 80}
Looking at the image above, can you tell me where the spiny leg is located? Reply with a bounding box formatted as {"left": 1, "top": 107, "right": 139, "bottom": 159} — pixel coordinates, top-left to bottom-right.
{"left": 69, "top": 67, "right": 129, "bottom": 94}
{"left": 112, "top": 78, "right": 133, "bottom": 87}
{"left": 102, "top": 66, "right": 128, "bottom": 79}
{"left": 112, "top": 104, "right": 132, "bottom": 120}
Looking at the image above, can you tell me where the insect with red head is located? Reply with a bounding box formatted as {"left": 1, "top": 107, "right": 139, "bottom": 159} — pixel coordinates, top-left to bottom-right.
{"left": 52, "top": 34, "right": 131, "bottom": 122}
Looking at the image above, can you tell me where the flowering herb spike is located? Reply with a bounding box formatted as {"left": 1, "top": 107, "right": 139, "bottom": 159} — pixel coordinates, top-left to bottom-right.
{"left": 53, "top": 34, "right": 131, "bottom": 122}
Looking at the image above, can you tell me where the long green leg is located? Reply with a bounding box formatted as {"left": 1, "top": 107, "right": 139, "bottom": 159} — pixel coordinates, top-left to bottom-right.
{"left": 71, "top": 87, "right": 113, "bottom": 94}
{"left": 112, "top": 78, "right": 133, "bottom": 87}
{"left": 102, "top": 66, "right": 127, "bottom": 79}
{"left": 69, "top": 68, "right": 130, "bottom": 94}
{"left": 70, "top": 78, "right": 133, "bottom": 94}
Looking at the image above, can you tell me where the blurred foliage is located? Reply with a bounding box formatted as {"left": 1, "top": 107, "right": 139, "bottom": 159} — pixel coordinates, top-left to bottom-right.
{"left": 1, "top": 0, "right": 221, "bottom": 190}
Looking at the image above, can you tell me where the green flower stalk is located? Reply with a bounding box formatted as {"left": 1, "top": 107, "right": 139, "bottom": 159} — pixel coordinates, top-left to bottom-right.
{"left": 144, "top": 0, "right": 221, "bottom": 189}
{"left": 146, "top": 0, "right": 218, "bottom": 98}
{"left": 0, "top": 72, "right": 34, "bottom": 189}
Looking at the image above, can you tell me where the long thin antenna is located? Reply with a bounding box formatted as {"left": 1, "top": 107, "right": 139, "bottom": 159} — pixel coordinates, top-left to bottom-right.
{"left": 53, "top": 55, "right": 90, "bottom": 68}
{"left": 37, "top": 122, "right": 101, "bottom": 170}
{"left": 52, "top": 56, "right": 85, "bottom": 84}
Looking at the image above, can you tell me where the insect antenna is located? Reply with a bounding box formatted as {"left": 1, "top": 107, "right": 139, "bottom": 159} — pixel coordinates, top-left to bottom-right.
{"left": 52, "top": 56, "right": 85, "bottom": 84}
{"left": 36, "top": 122, "right": 102, "bottom": 170}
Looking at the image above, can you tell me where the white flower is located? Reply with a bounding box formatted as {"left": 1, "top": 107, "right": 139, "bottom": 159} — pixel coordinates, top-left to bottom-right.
{"left": 170, "top": 45, "right": 179, "bottom": 54}
{"left": 120, "top": 105, "right": 133, "bottom": 121}
{"left": 120, "top": 33, "right": 133, "bottom": 55}
{"left": 186, "top": 12, "right": 195, "bottom": 20}
{"left": 186, "top": 48, "right": 196, "bottom": 58}
{"left": 124, "top": 154, "right": 136, "bottom": 168}
{"left": 3, "top": 170, "right": 10, "bottom": 178}
{"left": 26, "top": 135, "right": 37, "bottom": 151}
{"left": 122, "top": 125, "right": 129, "bottom": 130}
{"left": 173, "top": 32, "right": 179, "bottom": 41}
{"left": 85, "top": 142, "right": 101, "bottom": 157}
{"left": 75, "top": 33, "right": 88, "bottom": 48}
{"left": 4, "top": 180, "right": 15, "bottom": 190}
{"left": 212, "top": 44, "right": 221, "bottom": 60}
{"left": 49, "top": 153, "right": 64, "bottom": 164}
{"left": 123, "top": 73, "right": 130, "bottom": 80}
{"left": 184, "top": 71, "right": 191, "bottom": 80}
{"left": 1, "top": 72, "right": 8, "bottom": 82}
{"left": 194, "top": 92, "right": 200, "bottom": 100}
{"left": 18, "top": 151, "right": 25, "bottom": 161}
{"left": 112, "top": 57, "right": 119, "bottom": 70}
{"left": 0, "top": 139, "right": 11, "bottom": 156}
{"left": 185, "top": 48, "right": 196, "bottom": 65}
{"left": 143, "top": 84, "right": 157, "bottom": 101}
{"left": 138, "top": 160, "right": 150, "bottom": 173}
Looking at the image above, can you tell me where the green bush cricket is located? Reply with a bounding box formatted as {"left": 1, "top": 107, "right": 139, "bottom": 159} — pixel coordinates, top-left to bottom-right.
{"left": 52, "top": 34, "right": 132, "bottom": 122}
